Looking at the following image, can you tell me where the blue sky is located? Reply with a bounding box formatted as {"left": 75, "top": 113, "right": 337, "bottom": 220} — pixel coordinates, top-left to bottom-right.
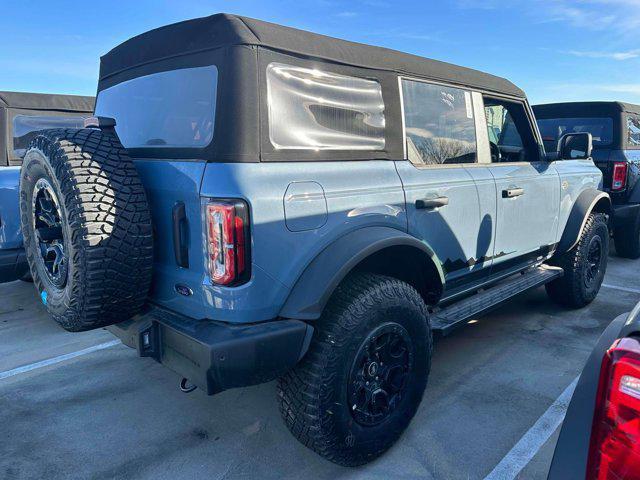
{"left": 1, "top": 0, "right": 639, "bottom": 105}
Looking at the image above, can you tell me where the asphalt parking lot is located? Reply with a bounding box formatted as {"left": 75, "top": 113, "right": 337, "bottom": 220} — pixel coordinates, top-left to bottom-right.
{"left": 1, "top": 250, "right": 639, "bottom": 480}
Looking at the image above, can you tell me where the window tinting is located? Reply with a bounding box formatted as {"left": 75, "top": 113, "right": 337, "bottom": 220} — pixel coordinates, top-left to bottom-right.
{"left": 401, "top": 80, "right": 476, "bottom": 166}
{"left": 266, "top": 63, "right": 385, "bottom": 150}
{"left": 94, "top": 66, "right": 218, "bottom": 149}
{"left": 537, "top": 117, "right": 613, "bottom": 151}
{"left": 628, "top": 115, "right": 640, "bottom": 147}
{"left": 12, "top": 115, "right": 86, "bottom": 158}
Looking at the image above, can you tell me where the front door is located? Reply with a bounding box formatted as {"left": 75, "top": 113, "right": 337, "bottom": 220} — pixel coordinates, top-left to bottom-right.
{"left": 482, "top": 96, "right": 560, "bottom": 270}
{"left": 397, "top": 79, "right": 496, "bottom": 288}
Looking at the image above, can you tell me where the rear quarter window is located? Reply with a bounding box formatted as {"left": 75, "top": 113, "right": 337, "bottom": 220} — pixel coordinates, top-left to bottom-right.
{"left": 266, "top": 63, "right": 385, "bottom": 150}
{"left": 627, "top": 115, "right": 640, "bottom": 148}
{"left": 13, "top": 115, "right": 86, "bottom": 158}
{"left": 94, "top": 65, "right": 218, "bottom": 149}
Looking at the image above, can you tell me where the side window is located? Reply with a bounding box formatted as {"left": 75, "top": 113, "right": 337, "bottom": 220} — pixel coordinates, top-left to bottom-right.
{"left": 12, "top": 114, "right": 86, "bottom": 159}
{"left": 266, "top": 63, "right": 385, "bottom": 150}
{"left": 483, "top": 98, "right": 539, "bottom": 162}
{"left": 628, "top": 114, "right": 640, "bottom": 148}
{"left": 401, "top": 79, "right": 477, "bottom": 166}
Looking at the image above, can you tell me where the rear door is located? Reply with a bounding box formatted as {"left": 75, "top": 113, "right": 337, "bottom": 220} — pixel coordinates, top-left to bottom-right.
{"left": 482, "top": 96, "right": 560, "bottom": 269}
{"left": 396, "top": 78, "right": 497, "bottom": 288}
{"left": 94, "top": 65, "right": 218, "bottom": 318}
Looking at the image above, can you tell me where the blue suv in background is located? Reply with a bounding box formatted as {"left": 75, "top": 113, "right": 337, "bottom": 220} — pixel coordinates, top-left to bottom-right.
{"left": 0, "top": 91, "right": 93, "bottom": 283}
{"left": 16, "top": 14, "right": 612, "bottom": 466}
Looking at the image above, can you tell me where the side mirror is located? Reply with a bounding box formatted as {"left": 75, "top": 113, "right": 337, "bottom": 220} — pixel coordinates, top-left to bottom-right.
{"left": 558, "top": 132, "right": 593, "bottom": 160}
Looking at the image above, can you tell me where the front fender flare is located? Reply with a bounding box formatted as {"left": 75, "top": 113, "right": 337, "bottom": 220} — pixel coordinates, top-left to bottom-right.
{"left": 279, "top": 226, "right": 444, "bottom": 321}
{"left": 558, "top": 189, "right": 611, "bottom": 253}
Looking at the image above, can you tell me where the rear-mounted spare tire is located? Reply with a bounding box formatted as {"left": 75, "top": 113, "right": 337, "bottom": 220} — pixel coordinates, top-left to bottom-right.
{"left": 19, "top": 128, "right": 153, "bottom": 332}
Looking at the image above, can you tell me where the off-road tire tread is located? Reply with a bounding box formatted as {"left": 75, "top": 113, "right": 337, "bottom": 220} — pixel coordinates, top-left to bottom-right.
{"left": 20, "top": 128, "right": 153, "bottom": 331}
{"left": 277, "top": 273, "right": 431, "bottom": 466}
{"left": 545, "top": 212, "right": 608, "bottom": 308}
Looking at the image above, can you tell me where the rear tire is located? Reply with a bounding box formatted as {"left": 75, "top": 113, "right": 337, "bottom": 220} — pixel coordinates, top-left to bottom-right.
{"left": 613, "top": 210, "right": 640, "bottom": 259}
{"left": 277, "top": 273, "right": 432, "bottom": 466}
{"left": 546, "top": 212, "right": 609, "bottom": 308}
{"left": 19, "top": 128, "right": 153, "bottom": 332}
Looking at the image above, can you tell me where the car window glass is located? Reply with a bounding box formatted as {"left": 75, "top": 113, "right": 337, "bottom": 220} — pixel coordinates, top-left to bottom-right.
{"left": 12, "top": 115, "right": 86, "bottom": 158}
{"left": 483, "top": 99, "right": 538, "bottom": 162}
{"left": 628, "top": 115, "right": 640, "bottom": 147}
{"left": 266, "top": 63, "right": 385, "bottom": 150}
{"left": 401, "top": 79, "right": 477, "bottom": 166}
{"left": 537, "top": 117, "right": 613, "bottom": 152}
{"left": 94, "top": 65, "right": 217, "bottom": 149}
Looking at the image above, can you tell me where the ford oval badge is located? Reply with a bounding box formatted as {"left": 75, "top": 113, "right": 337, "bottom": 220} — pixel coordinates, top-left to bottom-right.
{"left": 175, "top": 284, "right": 193, "bottom": 297}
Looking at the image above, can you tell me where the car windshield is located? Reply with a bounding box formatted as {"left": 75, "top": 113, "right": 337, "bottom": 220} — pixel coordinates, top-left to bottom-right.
{"left": 537, "top": 116, "right": 614, "bottom": 150}
{"left": 94, "top": 65, "right": 218, "bottom": 149}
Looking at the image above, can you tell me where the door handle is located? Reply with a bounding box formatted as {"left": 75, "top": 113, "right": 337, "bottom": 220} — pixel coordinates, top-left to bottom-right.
{"left": 502, "top": 187, "right": 524, "bottom": 198}
{"left": 415, "top": 196, "right": 449, "bottom": 210}
{"left": 172, "top": 202, "right": 189, "bottom": 268}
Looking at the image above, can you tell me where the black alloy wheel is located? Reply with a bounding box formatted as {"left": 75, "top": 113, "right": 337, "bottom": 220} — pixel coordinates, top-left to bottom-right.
{"left": 32, "top": 178, "right": 67, "bottom": 289}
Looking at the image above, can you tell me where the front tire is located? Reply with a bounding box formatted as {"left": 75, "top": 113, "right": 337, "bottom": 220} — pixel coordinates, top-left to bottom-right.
{"left": 277, "top": 273, "right": 432, "bottom": 466}
{"left": 613, "top": 210, "right": 640, "bottom": 259}
{"left": 546, "top": 212, "right": 609, "bottom": 308}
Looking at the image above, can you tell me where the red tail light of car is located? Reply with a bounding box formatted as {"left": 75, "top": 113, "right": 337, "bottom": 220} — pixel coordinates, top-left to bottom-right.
{"left": 587, "top": 336, "right": 640, "bottom": 480}
{"left": 206, "top": 200, "right": 250, "bottom": 286}
{"left": 611, "top": 162, "right": 628, "bottom": 191}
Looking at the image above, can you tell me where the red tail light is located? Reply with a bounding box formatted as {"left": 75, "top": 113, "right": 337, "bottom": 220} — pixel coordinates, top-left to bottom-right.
{"left": 587, "top": 336, "right": 640, "bottom": 479}
{"left": 612, "top": 162, "right": 628, "bottom": 191}
{"left": 206, "top": 200, "right": 250, "bottom": 286}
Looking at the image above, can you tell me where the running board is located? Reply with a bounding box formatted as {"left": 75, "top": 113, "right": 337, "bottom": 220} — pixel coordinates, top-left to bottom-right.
{"left": 431, "top": 265, "right": 563, "bottom": 336}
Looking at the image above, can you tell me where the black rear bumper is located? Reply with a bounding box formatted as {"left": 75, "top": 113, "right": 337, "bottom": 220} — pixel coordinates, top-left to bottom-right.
{"left": 107, "top": 306, "right": 314, "bottom": 395}
{"left": 612, "top": 202, "right": 640, "bottom": 227}
{"left": 0, "top": 248, "right": 28, "bottom": 284}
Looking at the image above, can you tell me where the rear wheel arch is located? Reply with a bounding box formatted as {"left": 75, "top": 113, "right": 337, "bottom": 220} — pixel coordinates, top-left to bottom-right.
{"left": 558, "top": 189, "right": 611, "bottom": 253}
{"left": 279, "top": 227, "right": 444, "bottom": 321}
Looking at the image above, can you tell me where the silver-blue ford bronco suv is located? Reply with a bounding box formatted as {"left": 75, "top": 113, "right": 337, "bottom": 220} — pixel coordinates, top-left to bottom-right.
{"left": 18, "top": 14, "right": 611, "bottom": 466}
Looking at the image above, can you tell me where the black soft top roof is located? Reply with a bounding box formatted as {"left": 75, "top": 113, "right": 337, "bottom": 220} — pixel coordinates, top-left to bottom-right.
{"left": 533, "top": 101, "right": 640, "bottom": 118}
{"left": 0, "top": 91, "right": 94, "bottom": 112}
{"left": 100, "top": 13, "right": 525, "bottom": 98}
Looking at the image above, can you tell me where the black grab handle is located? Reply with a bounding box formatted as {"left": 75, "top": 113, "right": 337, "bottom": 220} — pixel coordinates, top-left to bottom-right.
{"left": 415, "top": 196, "right": 449, "bottom": 210}
{"left": 172, "top": 202, "right": 189, "bottom": 268}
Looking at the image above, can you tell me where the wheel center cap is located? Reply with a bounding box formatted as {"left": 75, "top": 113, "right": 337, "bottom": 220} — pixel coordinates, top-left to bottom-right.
{"left": 367, "top": 362, "right": 379, "bottom": 377}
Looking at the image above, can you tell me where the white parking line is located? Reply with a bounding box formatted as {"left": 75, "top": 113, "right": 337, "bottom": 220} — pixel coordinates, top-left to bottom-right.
{"left": 0, "top": 339, "right": 121, "bottom": 381}
{"left": 602, "top": 283, "right": 640, "bottom": 295}
{"left": 483, "top": 377, "right": 579, "bottom": 480}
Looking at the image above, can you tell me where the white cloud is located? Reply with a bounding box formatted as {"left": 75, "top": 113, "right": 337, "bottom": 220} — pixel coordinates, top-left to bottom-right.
{"left": 602, "top": 83, "right": 640, "bottom": 94}
{"left": 565, "top": 49, "right": 640, "bottom": 60}
{"left": 457, "top": 0, "right": 640, "bottom": 34}
{"left": 336, "top": 11, "right": 358, "bottom": 18}
{"left": 531, "top": 82, "right": 640, "bottom": 104}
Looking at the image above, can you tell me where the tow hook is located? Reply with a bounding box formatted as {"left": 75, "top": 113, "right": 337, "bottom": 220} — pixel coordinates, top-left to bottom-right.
{"left": 180, "top": 378, "right": 197, "bottom": 393}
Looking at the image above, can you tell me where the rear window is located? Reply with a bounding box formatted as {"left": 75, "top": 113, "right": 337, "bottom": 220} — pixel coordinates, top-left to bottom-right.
{"left": 13, "top": 115, "right": 86, "bottom": 158}
{"left": 94, "top": 65, "right": 218, "bottom": 149}
{"left": 627, "top": 115, "right": 640, "bottom": 148}
{"left": 537, "top": 117, "right": 614, "bottom": 149}
{"left": 266, "top": 63, "right": 385, "bottom": 150}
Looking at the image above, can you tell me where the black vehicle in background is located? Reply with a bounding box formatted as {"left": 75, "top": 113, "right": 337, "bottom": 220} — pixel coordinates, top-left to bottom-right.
{"left": 547, "top": 301, "right": 640, "bottom": 480}
{"left": 533, "top": 102, "right": 640, "bottom": 258}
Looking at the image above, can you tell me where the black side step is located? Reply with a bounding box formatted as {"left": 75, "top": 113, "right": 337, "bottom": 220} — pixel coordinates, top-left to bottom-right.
{"left": 431, "top": 265, "right": 563, "bottom": 336}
